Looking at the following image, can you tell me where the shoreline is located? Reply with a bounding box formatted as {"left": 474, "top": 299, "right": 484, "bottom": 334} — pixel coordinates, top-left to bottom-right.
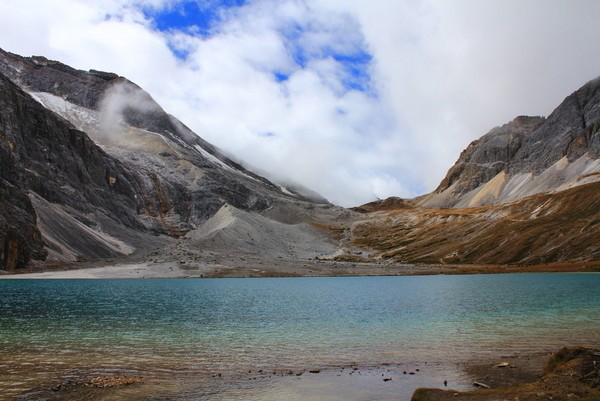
{"left": 7, "top": 347, "right": 597, "bottom": 401}
{"left": 414, "top": 346, "right": 600, "bottom": 400}
{"left": 1, "top": 259, "right": 598, "bottom": 279}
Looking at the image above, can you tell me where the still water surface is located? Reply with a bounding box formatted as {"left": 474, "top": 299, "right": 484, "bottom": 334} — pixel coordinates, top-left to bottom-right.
{"left": 0, "top": 273, "right": 599, "bottom": 399}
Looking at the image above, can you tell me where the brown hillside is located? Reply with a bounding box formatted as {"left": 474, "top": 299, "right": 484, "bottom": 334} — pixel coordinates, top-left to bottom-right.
{"left": 352, "top": 182, "right": 600, "bottom": 265}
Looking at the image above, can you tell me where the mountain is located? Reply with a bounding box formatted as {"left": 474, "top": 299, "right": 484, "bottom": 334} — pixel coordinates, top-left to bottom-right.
{"left": 349, "top": 78, "right": 600, "bottom": 265}
{"left": 351, "top": 181, "right": 600, "bottom": 264}
{"left": 419, "top": 78, "right": 600, "bottom": 208}
{"left": 0, "top": 48, "right": 346, "bottom": 270}
{"left": 1, "top": 47, "right": 598, "bottom": 272}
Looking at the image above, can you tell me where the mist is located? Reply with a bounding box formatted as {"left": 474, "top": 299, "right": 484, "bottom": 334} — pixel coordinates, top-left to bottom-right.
{"left": 98, "top": 81, "right": 161, "bottom": 144}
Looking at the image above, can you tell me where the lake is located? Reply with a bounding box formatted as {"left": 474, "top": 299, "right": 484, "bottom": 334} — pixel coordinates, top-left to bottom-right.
{"left": 1, "top": 273, "right": 599, "bottom": 400}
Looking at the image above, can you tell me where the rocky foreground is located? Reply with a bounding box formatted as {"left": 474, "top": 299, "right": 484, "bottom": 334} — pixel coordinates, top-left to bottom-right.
{"left": 11, "top": 347, "right": 599, "bottom": 400}
{"left": 413, "top": 347, "right": 600, "bottom": 401}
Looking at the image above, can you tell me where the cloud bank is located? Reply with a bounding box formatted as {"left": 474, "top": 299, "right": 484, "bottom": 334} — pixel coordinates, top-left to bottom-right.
{"left": 2, "top": 0, "right": 600, "bottom": 206}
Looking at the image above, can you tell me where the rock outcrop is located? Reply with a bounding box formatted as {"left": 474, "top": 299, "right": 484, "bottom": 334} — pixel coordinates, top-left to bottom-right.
{"left": 0, "top": 71, "right": 152, "bottom": 267}
{"left": 419, "top": 77, "right": 600, "bottom": 208}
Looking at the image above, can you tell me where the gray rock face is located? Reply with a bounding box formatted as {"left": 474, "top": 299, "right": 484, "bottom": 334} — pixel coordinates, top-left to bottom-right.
{"left": 421, "top": 77, "right": 600, "bottom": 208}
{"left": 509, "top": 77, "right": 600, "bottom": 173}
{"left": 0, "top": 72, "right": 138, "bottom": 268}
{"left": 436, "top": 116, "right": 546, "bottom": 196}
{"left": 0, "top": 48, "right": 326, "bottom": 268}
{"left": 0, "top": 181, "right": 45, "bottom": 270}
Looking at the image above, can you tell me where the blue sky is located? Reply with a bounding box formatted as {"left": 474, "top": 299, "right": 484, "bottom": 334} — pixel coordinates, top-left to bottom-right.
{"left": 145, "top": 0, "right": 246, "bottom": 35}
{"left": 2, "top": 0, "right": 600, "bottom": 206}
{"left": 143, "top": 1, "right": 245, "bottom": 57}
{"left": 146, "top": 1, "right": 375, "bottom": 93}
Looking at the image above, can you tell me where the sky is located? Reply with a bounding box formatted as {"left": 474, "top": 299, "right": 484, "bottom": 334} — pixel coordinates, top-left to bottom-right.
{"left": 2, "top": 0, "right": 600, "bottom": 206}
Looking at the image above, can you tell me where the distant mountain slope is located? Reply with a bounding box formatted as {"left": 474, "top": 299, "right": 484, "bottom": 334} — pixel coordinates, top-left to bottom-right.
{"left": 419, "top": 77, "right": 600, "bottom": 208}
{"left": 349, "top": 77, "right": 600, "bottom": 265}
{"left": 0, "top": 48, "right": 297, "bottom": 204}
{"left": 352, "top": 181, "right": 600, "bottom": 264}
{"left": 0, "top": 48, "right": 337, "bottom": 269}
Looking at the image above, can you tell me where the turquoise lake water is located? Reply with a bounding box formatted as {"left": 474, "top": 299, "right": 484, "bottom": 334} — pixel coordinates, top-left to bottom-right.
{"left": 1, "top": 273, "right": 599, "bottom": 400}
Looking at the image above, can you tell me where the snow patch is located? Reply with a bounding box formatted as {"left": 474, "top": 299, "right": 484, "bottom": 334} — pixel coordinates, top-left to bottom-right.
{"left": 29, "top": 91, "right": 99, "bottom": 131}
{"left": 194, "top": 145, "right": 235, "bottom": 172}
{"left": 193, "top": 144, "right": 261, "bottom": 183}
{"left": 279, "top": 185, "right": 297, "bottom": 197}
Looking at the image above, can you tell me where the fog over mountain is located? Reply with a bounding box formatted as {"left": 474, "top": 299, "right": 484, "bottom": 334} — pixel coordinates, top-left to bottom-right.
{"left": 2, "top": 0, "right": 600, "bottom": 206}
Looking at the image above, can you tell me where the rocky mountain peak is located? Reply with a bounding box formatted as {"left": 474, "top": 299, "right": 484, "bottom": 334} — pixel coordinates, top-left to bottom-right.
{"left": 510, "top": 115, "right": 547, "bottom": 130}
{"left": 419, "top": 77, "right": 600, "bottom": 209}
{"left": 433, "top": 115, "right": 545, "bottom": 196}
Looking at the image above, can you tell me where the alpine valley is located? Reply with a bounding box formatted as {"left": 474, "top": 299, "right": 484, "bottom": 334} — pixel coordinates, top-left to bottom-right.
{"left": 1, "top": 48, "right": 599, "bottom": 276}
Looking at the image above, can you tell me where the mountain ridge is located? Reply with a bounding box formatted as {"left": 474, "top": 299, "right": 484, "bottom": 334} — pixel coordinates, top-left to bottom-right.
{"left": 0, "top": 48, "right": 344, "bottom": 270}
{"left": 348, "top": 77, "right": 600, "bottom": 265}
{"left": 1, "top": 47, "right": 598, "bottom": 271}
{"left": 418, "top": 76, "right": 600, "bottom": 208}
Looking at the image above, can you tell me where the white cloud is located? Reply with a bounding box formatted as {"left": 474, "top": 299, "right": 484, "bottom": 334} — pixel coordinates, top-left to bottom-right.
{"left": 98, "top": 81, "right": 162, "bottom": 142}
{"left": 1, "top": 0, "right": 600, "bottom": 206}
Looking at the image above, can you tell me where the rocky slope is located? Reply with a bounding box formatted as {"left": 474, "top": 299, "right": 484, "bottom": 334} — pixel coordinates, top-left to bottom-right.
{"left": 0, "top": 48, "right": 346, "bottom": 270}
{"left": 419, "top": 78, "right": 600, "bottom": 208}
{"left": 0, "top": 72, "right": 143, "bottom": 269}
{"left": 349, "top": 77, "right": 600, "bottom": 265}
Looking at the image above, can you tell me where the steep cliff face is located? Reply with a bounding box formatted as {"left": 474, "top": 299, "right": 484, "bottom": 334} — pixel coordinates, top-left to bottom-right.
{"left": 0, "top": 48, "right": 330, "bottom": 268}
{"left": 0, "top": 75, "right": 45, "bottom": 269}
{"left": 0, "top": 73, "right": 143, "bottom": 267}
{"left": 420, "top": 77, "right": 600, "bottom": 208}
{"left": 433, "top": 116, "right": 545, "bottom": 200}
{"left": 0, "top": 183, "right": 45, "bottom": 270}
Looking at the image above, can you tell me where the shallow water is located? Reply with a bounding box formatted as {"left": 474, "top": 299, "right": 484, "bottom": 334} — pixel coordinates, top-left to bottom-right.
{"left": 0, "top": 273, "right": 599, "bottom": 399}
